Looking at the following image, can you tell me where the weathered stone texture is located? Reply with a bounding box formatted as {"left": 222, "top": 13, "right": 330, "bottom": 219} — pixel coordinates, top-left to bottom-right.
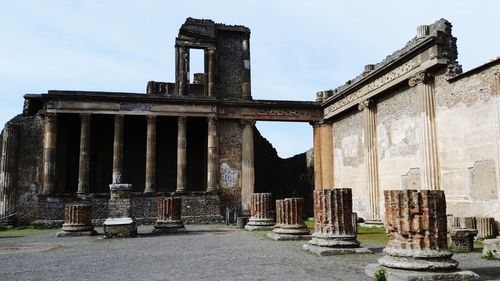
{"left": 61, "top": 203, "right": 94, "bottom": 232}
{"left": 272, "top": 198, "right": 309, "bottom": 236}
{"left": 380, "top": 189, "right": 457, "bottom": 270}
{"left": 218, "top": 120, "right": 242, "bottom": 213}
{"left": 154, "top": 197, "right": 184, "bottom": 231}
{"left": 0, "top": 124, "right": 19, "bottom": 224}
{"left": 448, "top": 228, "right": 477, "bottom": 252}
{"left": 245, "top": 193, "right": 274, "bottom": 231}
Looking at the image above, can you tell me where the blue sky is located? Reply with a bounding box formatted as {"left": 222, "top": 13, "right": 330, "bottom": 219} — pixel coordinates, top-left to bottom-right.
{"left": 1, "top": 1, "right": 499, "bottom": 158}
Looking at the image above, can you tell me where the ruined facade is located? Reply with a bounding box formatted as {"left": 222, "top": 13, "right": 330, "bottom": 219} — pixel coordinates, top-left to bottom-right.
{"left": 0, "top": 18, "right": 499, "bottom": 231}
{"left": 314, "top": 19, "right": 500, "bottom": 231}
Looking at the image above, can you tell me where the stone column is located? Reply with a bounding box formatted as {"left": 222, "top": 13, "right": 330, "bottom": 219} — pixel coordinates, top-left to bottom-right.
{"left": 176, "top": 117, "right": 187, "bottom": 193}
{"left": 112, "top": 115, "right": 124, "bottom": 184}
{"left": 241, "top": 37, "right": 252, "bottom": 100}
{"left": 42, "top": 113, "right": 57, "bottom": 194}
{"left": 380, "top": 189, "right": 457, "bottom": 269}
{"left": 359, "top": 99, "right": 380, "bottom": 222}
{"left": 57, "top": 203, "right": 96, "bottom": 237}
{"left": 177, "top": 46, "right": 188, "bottom": 96}
{"left": 207, "top": 48, "right": 215, "bottom": 97}
{"left": 245, "top": 193, "right": 275, "bottom": 231}
{"left": 0, "top": 124, "right": 19, "bottom": 224}
{"left": 312, "top": 122, "right": 333, "bottom": 190}
{"left": 154, "top": 197, "right": 185, "bottom": 232}
{"left": 268, "top": 198, "right": 310, "bottom": 240}
{"left": 77, "top": 114, "right": 91, "bottom": 194}
{"left": 409, "top": 72, "right": 440, "bottom": 190}
{"left": 144, "top": 115, "right": 157, "bottom": 194}
{"left": 241, "top": 119, "right": 255, "bottom": 214}
{"left": 103, "top": 183, "right": 137, "bottom": 237}
{"left": 206, "top": 117, "right": 218, "bottom": 193}
{"left": 476, "top": 217, "right": 496, "bottom": 239}
{"left": 304, "top": 188, "right": 371, "bottom": 255}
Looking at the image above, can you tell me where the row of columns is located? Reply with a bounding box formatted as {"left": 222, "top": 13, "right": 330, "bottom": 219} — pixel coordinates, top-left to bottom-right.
{"left": 42, "top": 114, "right": 223, "bottom": 195}
{"left": 175, "top": 45, "right": 216, "bottom": 97}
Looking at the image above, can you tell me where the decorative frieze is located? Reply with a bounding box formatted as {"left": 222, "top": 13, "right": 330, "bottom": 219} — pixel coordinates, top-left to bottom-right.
{"left": 304, "top": 189, "right": 371, "bottom": 255}
{"left": 154, "top": 197, "right": 185, "bottom": 232}
{"left": 245, "top": 193, "right": 274, "bottom": 231}
{"left": 267, "top": 198, "right": 310, "bottom": 241}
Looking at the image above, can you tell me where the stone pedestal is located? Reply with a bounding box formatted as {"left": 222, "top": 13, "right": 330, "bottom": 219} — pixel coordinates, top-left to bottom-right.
{"left": 267, "top": 198, "right": 310, "bottom": 241}
{"left": 57, "top": 203, "right": 96, "bottom": 237}
{"left": 245, "top": 193, "right": 275, "bottom": 231}
{"left": 153, "top": 197, "right": 185, "bottom": 233}
{"left": 303, "top": 189, "right": 371, "bottom": 255}
{"left": 448, "top": 229, "right": 477, "bottom": 252}
{"left": 103, "top": 184, "right": 137, "bottom": 238}
{"left": 366, "top": 189, "right": 480, "bottom": 281}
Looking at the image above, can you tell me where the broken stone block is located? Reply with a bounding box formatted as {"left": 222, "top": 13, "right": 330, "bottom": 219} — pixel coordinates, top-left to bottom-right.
{"left": 267, "top": 198, "right": 310, "bottom": 241}
{"left": 449, "top": 228, "right": 478, "bottom": 252}
{"left": 303, "top": 188, "right": 371, "bottom": 255}
{"left": 245, "top": 193, "right": 274, "bottom": 231}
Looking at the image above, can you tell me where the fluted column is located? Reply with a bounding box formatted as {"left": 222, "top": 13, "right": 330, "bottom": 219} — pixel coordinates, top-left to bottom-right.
{"left": 42, "top": 113, "right": 57, "bottom": 193}
{"left": 61, "top": 203, "right": 94, "bottom": 232}
{"left": 269, "top": 198, "right": 309, "bottom": 240}
{"left": 154, "top": 197, "right": 185, "bottom": 232}
{"left": 0, "top": 124, "right": 19, "bottom": 223}
{"left": 359, "top": 100, "right": 380, "bottom": 221}
{"left": 206, "top": 117, "right": 218, "bottom": 193}
{"left": 176, "top": 117, "right": 187, "bottom": 193}
{"left": 409, "top": 72, "right": 440, "bottom": 190}
{"left": 77, "top": 114, "right": 91, "bottom": 194}
{"left": 144, "top": 115, "right": 157, "bottom": 194}
{"left": 241, "top": 37, "right": 252, "bottom": 100}
{"left": 241, "top": 119, "right": 255, "bottom": 214}
{"left": 245, "top": 193, "right": 275, "bottom": 231}
{"left": 380, "top": 189, "right": 456, "bottom": 269}
{"left": 312, "top": 121, "right": 333, "bottom": 190}
{"left": 112, "top": 115, "right": 124, "bottom": 184}
{"left": 207, "top": 48, "right": 215, "bottom": 97}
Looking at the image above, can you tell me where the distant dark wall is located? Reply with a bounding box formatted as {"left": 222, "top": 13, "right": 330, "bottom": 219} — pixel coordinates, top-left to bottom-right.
{"left": 55, "top": 114, "right": 80, "bottom": 193}
{"left": 216, "top": 31, "right": 244, "bottom": 98}
{"left": 254, "top": 128, "right": 314, "bottom": 217}
{"left": 123, "top": 116, "right": 146, "bottom": 192}
{"left": 186, "top": 117, "right": 207, "bottom": 191}
{"left": 90, "top": 114, "right": 113, "bottom": 193}
{"left": 156, "top": 116, "right": 177, "bottom": 192}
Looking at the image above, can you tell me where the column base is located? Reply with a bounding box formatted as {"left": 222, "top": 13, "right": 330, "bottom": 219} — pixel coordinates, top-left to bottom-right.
{"left": 308, "top": 233, "right": 361, "bottom": 248}
{"left": 267, "top": 232, "right": 311, "bottom": 241}
{"left": 154, "top": 220, "right": 185, "bottom": 230}
{"left": 303, "top": 244, "right": 372, "bottom": 256}
{"left": 379, "top": 255, "right": 459, "bottom": 270}
{"left": 56, "top": 230, "right": 97, "bottom": 237}
{"left": 103, "top": 217, "right": 137, "bottom": 238}
{"left": 365, "top": 264, "right": 480, "bottom": 281}
{"left": 245, "top": 218, "right": 275, "bottom": 231}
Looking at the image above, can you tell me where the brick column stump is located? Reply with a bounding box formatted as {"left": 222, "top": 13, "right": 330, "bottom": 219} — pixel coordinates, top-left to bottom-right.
{"left": 103, "top": 184, "right": 137, "bottom": 238}
{"left": 56, "top": 203, "right": 96, "bottom": 237}
{"left": 267, "top": 198, "right": 310, "bottom": 241}
{"left": 365, "top": 189, "right": 480, "bottom": 280}
{"left": 304, "top": 189, "right": 371, "bottom": 255}
{"left": 245, "top": 193, "right": 275, "bottom": 231}
{"left": 449, "top": 229, "right": 478, "bottom": 252}
{"left": 153, "top": 197, "right": 185, "bottom": 233}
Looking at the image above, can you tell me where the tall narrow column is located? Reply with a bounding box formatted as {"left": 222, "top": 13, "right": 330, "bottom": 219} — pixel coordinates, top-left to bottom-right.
{"left": 312, "top": 122, "right": 333, "bottom": 190}
{"left": 0, "top": 124, "right": 19, "bottom": 224}
{"left": 77, "top": 114, "right": 91, "bottom": 194}
{"left": 42, "top": 113, "right": 57, "bottom": 194}
{"left": 177, "top": 46, "right": 188, "bottom": 96}
{"left": 176, "top": 116, "right": 187, "bottom": 193}
{"left": 409, "top": 72, "right": 440, "bottom": 190}
{"left": 112, "top": 115, "right": 124, "bottom": 184}
{"left": 241, "top": 120, "right": 255, "bottom": 214}
{"left": 207, "top": 48, "right": 216, "bottom": 97}
{"left": 144, "top": 115, "right": 157, "bottom": 194}
{"left": 206, "top": 117, "right": 218, "bottom": 193}
{"left": 359, "top": 100, "right": 380, "bottom": 221}
{"left": 241, "top": 37, "right": 252, "bottom": 100}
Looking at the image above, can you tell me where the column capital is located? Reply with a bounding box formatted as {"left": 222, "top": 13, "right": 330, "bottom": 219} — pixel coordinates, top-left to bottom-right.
{"left": 408, "top": 71, "right": 433, "bottom": 87}
{"left": 178, "top": 116, "right": 187, "bottom": 125}
{"left": 357, "top": 99, "right": 375, "bottom": 111}
{"left": 80, "top": 113, "right": 91, "bottom": 121}
{"left": 310, "top": 120, "right": 332, "bottom": 127}
{"left": 146, "top": 115, "right": 157, "bottom": 122}
{"left": 114, "top": 114, "right": 124, "bottom": 123}
{"left": 241, "top": 119, "right": 256, "bottom": 126}
{"left": 44, "top": 112, "right": 57, "bottom": 123}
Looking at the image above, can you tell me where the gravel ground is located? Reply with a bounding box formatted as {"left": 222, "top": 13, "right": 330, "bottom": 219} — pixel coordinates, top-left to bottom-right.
{"left": 0, "top": 225, "right": 499, "bottom": 281}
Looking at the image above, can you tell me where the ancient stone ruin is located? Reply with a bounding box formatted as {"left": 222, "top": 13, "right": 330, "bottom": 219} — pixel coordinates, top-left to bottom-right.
{"left": 103, "top": 184, "right": 137, "bottom": 238}
{"left": 245, "top": 193, "right": 274, "bottom": 231}
{"left": 267, "top": 197, "right": 310, "bottom": 241}
{"left": 154, "top": 197, "right": 185, "bottom": 233}
{"left": 56, "top": 203, "right": 96, "bottom": 237}
{"left": 303, "top": 188, "right": 371, "bottom": 255}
